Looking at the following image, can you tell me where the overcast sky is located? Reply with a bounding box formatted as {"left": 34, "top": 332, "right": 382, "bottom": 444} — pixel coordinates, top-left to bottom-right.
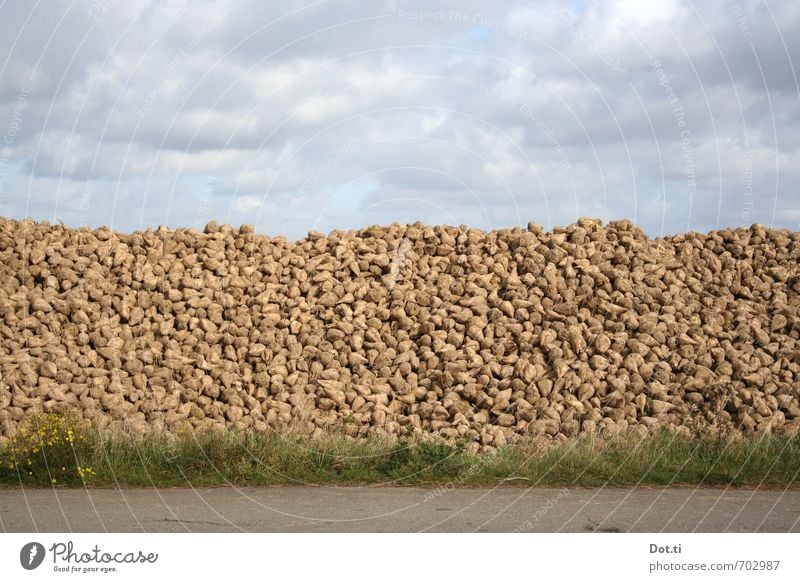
{"left": 1, "top": 0, "right": 798, "bottom": 240}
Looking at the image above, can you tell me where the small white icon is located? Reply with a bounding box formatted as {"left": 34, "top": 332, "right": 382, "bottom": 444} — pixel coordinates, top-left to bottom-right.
{"left": 28, "top": 544, "right": 38, "bottom": 566}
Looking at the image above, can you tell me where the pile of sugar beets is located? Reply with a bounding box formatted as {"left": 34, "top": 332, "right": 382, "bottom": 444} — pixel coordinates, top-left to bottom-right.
{"left": 0, "top": 216, "right": 799, "bottom": 452}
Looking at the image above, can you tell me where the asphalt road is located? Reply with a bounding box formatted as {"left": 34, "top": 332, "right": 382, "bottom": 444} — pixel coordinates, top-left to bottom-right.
{"left": 1, "top": 486, "right": 799, "bottom": 532}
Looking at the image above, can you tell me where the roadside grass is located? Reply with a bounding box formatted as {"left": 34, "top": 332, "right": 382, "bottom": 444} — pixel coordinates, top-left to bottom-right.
{"left": 2, "top": 413, "right": 799, "bottom": 488}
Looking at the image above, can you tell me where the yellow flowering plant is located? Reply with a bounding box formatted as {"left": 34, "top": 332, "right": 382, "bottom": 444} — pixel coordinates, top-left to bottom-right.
{"left": 0, "top": 412, "right": 96, "bottom": 485}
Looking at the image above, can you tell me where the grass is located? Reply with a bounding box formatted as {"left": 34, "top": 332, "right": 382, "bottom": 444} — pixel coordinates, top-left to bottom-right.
{"left": 2, "top": 413, "right": 800, "bottom": 488}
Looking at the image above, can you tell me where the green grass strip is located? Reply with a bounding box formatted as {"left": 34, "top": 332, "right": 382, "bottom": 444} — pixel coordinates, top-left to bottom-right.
{"left": 2, "top": 413, "right": 799, "bottom": 488}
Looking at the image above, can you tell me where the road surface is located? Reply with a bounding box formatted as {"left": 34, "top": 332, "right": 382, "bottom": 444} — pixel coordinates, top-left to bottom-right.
{"left": 1, "top": 486, "right": 798, "bottom": 532}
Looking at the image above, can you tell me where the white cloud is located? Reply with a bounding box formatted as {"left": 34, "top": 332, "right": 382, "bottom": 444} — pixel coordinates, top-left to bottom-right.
{"left": 0, "top": 0, "right": 798, "bottom": 240}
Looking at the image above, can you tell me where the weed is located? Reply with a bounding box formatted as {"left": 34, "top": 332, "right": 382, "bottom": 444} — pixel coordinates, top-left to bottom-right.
{"left": 0, "top": 412, "right": 96, "bottom": 486}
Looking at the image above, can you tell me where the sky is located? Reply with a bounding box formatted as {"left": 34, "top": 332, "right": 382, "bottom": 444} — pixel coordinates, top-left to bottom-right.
{"left": 0, "top": 0, "right": 798, "bottom": 240}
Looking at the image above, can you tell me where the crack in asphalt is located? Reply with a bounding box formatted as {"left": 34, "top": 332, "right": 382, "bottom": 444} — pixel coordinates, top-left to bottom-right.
{"left": 160, "top": 517, "right": 226, "bottom": 527}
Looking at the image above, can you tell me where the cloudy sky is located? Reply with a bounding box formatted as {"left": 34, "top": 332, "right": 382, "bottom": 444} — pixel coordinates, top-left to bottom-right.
{"left": 0, "top": 0, "right": 798, "bottom": 240}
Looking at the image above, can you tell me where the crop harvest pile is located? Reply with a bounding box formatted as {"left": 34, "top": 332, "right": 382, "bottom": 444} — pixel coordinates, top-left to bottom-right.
{"left": 1, "top": 217, "right": 799, "bottom": 452}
